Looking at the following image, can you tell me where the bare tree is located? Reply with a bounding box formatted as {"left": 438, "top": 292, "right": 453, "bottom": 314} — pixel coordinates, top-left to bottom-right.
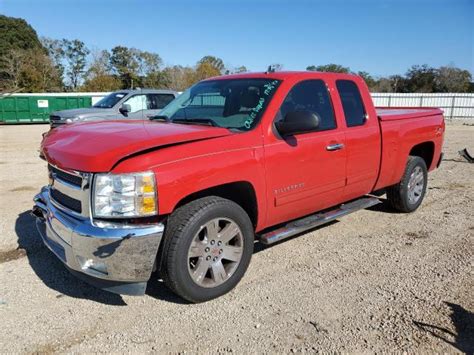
{"left": 0, "top": 49, "right": 25, "bottom": 91}
{"left": 435, "top": 66, "right": 472, "bottom": 92}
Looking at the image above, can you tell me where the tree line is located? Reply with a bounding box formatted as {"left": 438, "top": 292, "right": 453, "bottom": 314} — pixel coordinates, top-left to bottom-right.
{"left": 306, "top": 63, "right": 473, "bottom": 93}
{"left": 0, "top": 15, "right": 472, "bottom": 93}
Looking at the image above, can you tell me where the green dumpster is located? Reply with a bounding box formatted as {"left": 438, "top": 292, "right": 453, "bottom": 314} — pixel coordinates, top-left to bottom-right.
{"left": 0, "top": 93, "right": 106, "bottom": 124}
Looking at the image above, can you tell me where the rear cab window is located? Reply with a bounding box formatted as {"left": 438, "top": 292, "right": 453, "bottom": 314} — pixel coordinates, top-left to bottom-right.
{"left": 336, "top": 80, "right": 367, "bottom": 127}
{"left": 276, "top": 79, "right": 336, "bottom": 132}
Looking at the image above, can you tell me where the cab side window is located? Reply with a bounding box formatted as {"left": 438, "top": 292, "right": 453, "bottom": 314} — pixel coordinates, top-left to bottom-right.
{"left": 124, "top": 94, "right": 146, "bottom": 113}
{"left": 277, "top": 80, "right": 336, "bottom": 131}
{"left": 147, "top": 94, "right": 176, "bottom": 109}
{"left": 336, "top": 80, "right": 366, "bottom": 127}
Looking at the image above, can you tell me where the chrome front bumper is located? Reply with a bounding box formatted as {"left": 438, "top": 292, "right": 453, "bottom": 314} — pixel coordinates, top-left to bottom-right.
{"left": 32, "top": 186, "right": 164, "bottom": 295}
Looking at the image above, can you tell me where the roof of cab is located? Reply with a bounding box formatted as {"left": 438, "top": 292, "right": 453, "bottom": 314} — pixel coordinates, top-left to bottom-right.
{"left": 116, "top": 89, "right": 178, "bottom": 94}
{"left": 204, "top": 71, "right": 362, "bottom": 82}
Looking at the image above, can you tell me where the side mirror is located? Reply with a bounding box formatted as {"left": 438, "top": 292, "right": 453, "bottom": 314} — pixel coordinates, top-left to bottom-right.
{"left": 275, "top": 111, "right": 320, "bottom": 136}
{"left": 119, "top": 103, "right": 131, "bottom": 115}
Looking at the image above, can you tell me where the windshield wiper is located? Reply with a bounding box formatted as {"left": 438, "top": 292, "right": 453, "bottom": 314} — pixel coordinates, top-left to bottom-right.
{"left": 171, "top": 118, "right": 219, "bottom": 127}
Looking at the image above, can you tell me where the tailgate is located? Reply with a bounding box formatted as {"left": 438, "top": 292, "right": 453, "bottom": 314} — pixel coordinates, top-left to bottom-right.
{"left": 376, "top": 107, "right": 443, "bottom": 121}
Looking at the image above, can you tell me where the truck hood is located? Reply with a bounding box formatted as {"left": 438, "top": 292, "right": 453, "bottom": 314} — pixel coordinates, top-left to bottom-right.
{"left": 42, "top": 120, "right": 233, "bottom": 172}
{"left": 51, "top": 107, "right": 115, "bottom": 119}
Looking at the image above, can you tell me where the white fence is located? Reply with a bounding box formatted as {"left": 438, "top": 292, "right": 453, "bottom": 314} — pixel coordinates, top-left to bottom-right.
{"left": 371, "top": 93, "right": 474, "bottom": 119}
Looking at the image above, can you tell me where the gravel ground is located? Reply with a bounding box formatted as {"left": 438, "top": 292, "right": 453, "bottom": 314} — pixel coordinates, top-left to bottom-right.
{"left": 0, "top": 122, "right": 473, "bottom": 354}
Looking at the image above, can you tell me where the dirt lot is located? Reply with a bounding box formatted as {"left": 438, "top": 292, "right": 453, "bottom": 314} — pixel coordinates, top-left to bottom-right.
{"left": 0, "top": 122, "right": 473, "bottom": 354}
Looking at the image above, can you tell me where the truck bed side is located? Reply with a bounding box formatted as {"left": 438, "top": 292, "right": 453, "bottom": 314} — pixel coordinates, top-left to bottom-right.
{"left": 373, "top": 107, "right": 444, "bottom": 191}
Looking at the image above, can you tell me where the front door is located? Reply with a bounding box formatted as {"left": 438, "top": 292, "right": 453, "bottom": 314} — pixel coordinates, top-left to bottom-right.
{"left": 122, "top": 94, "right": 147, "bottom": 119}
{"left": 264, "top": 79, "right": 347, "bottom": 227}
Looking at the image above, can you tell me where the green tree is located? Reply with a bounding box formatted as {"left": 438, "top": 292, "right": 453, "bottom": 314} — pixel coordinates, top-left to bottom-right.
{"left": 136, "top": 50, "right": 162, "bottom": 76}
{"left": 357, "top": 71, "right": 376, "bottom": 90}
{"left": 198, "top": 55, "right": 225, "bottom": 73}
{"left": 135, "top": 50, "right": 165, "bottom": 88}
{"left": 62, "top": 39, "right": 90, "bottom": 90}
{"left": 194, "top": 61, "right": 221, "bottom": 81}
{"left": 371, "top": 78, "right": 394, "bottom": 93}
{"left": 81, "top": 75, "right": 122, "bottom": 92}
{"left": 110, "top": 46, "right": 140, "bottom": 88}
{"left": 142, "top": 71, "right": 168, "bottom": 89}
{"left": 306, "top": 64, "right": 350, "bottom": 73}
{"left": 404, "top": 64, "right": 436, "bottom": 93}
{"left": 0, "top": 15, "right": 50, "bottom": 91}
{"left": 0, "top": 15, "right": 43, "bottom": 59}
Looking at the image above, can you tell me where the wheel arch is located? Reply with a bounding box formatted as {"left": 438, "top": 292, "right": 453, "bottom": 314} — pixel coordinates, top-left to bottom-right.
{"left": 409, "top": 141, "right": 435, "bottom": 169}
{"left": 173, "top": 181, "right": 259, "bottom": 227}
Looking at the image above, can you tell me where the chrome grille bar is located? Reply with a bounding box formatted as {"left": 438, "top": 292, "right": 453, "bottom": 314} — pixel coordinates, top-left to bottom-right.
{"left": 48, "top": 164, "right": 91, "bottom": 218}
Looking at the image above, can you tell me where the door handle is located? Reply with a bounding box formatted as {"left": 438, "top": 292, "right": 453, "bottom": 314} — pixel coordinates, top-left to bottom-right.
{"left": 326, "top": 143, "right": 345, "bottom": 151}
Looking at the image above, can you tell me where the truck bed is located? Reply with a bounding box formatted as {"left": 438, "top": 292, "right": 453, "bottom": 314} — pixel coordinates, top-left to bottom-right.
{"left": 376, "top": 107, "right": 443, "bottom": 121}
{"left": 373, "top": 106, "right": 444, "bottom": 192}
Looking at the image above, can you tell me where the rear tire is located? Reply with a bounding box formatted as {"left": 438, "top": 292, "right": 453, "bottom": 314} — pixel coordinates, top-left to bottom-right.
{"left": 386, "top": 156, "right": 428, "bottom": 213}
{"left": 161, "top": 196, "right": 254, "bottom": 303}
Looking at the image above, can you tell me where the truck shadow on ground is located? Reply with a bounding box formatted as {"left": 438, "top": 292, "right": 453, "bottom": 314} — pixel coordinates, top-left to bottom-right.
{"left": 413, "top": 302, "right": 474, "bottom": 354}
{"left": 366, "top": 198, "right": 400, "bottom": 214}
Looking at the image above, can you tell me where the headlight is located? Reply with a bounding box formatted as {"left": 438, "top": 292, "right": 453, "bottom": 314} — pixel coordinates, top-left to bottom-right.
{"left": 93, "top": 171, "right": 157, "bottom": 218}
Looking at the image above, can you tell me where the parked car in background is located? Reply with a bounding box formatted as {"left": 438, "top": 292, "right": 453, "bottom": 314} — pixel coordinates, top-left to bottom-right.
{"left": 34, "top": 71, "right": 444, "bottom": 302}
{"left": 49, "top": 89, "right": 178, "bottom": 128}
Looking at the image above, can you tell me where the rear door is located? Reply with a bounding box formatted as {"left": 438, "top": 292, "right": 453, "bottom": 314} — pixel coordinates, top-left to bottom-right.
{"left": 335, "top": 79, "right": 381, "bottom": 200}
{"left": 145, "top": 93, "right": 176, "bottom": 118}
{"left": 263, "top": 79, "right": 347, "bottom": 226}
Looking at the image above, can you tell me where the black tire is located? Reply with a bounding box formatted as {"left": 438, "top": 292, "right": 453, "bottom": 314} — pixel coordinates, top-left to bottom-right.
{"left": 386, "top": 156, "right": 428, "bottom": 213}
{"left": 160, "top": 196, "right": 254, "bottom": 303}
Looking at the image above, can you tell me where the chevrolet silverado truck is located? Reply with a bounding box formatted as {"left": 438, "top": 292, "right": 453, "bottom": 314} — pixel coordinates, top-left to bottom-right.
{"left": 32, "top": 71, "right": 445, "bottom": 302}
{"left": 49, "top": 89, "right": 178, "bottom": 128}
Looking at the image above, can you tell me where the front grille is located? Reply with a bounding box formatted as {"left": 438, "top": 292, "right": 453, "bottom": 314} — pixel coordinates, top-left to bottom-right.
{"left": 49, "top": 165, "right": 82, "bottom": 187}
{"left": 50, "top": 188, "right": 82, "bottom": 213}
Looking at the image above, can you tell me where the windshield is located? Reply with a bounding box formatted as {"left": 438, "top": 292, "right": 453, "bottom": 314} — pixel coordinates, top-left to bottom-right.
{"left": 159, "top": 78, "right": 280, "bottom": 131}
{"left": 93, "top": 92, "right": 128, "bottom": 108}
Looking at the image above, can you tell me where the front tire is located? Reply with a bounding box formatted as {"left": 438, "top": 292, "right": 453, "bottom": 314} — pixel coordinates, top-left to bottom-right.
{"left": 386, "top": 156, "right": 428, "bottom": 212}
{"left": 161, "top": 196, "right": 254, "bottom": 303}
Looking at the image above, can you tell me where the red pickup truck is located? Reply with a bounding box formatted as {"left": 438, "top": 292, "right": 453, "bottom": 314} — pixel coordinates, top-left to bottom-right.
{"left": 33, "top": 71, "right": 445, "bottom": 302}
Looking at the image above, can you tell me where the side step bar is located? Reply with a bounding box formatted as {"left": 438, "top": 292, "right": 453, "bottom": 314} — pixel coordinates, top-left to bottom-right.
{"left": 258, "top": 197, "right": 381, "bottom": 245}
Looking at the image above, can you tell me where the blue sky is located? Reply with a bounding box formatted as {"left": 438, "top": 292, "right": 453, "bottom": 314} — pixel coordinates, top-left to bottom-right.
{"left": 1, "top": 0, "right": 473, "bottom": 76}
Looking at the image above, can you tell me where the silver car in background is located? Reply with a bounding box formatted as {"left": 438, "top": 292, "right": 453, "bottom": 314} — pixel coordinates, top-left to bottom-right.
{"left": 49, "top": 89, "right": 178, "bottom": 128}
